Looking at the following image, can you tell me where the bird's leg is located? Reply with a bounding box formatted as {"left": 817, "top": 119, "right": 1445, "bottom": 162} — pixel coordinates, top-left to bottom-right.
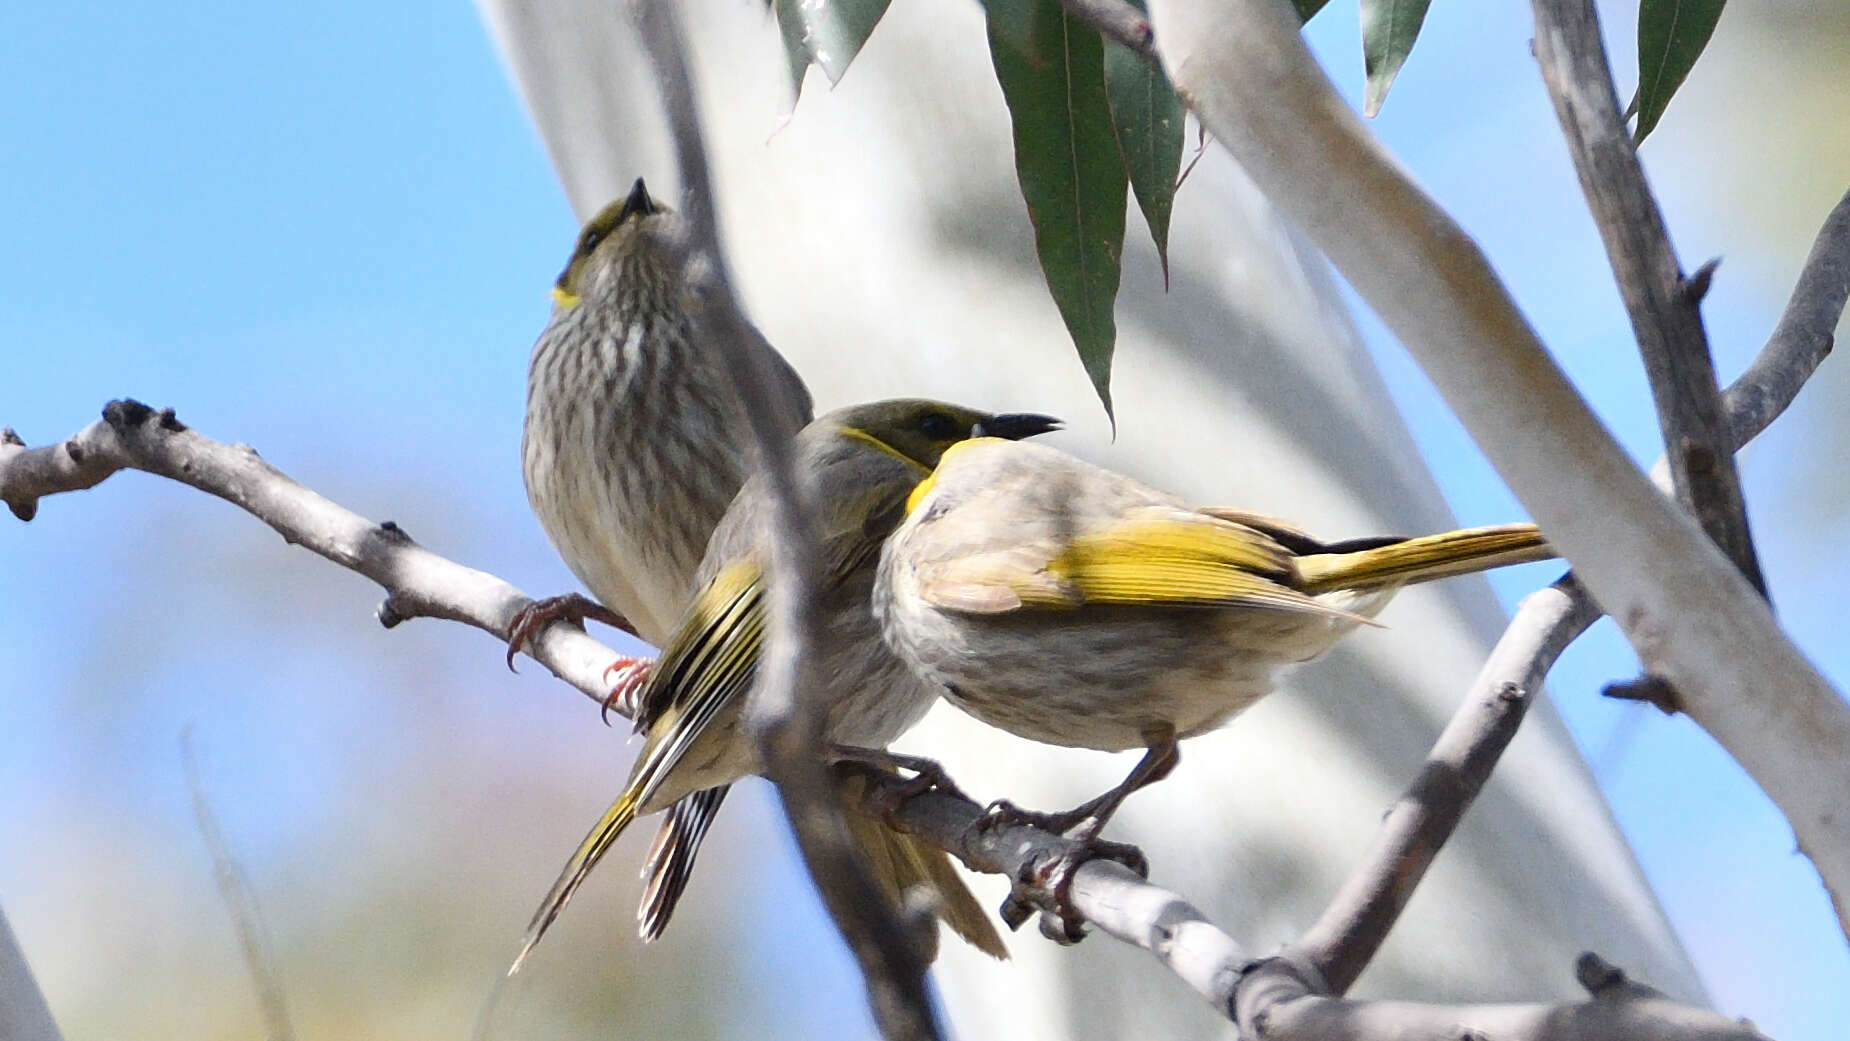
{"left": 602, "top": 658, "right": 653, "bottom": 727}
{"left": 829, "top": 746, "right": 974, "bottom": 822}
{"left": 981, "top": 733, "right": 1181, "bottom": 841}
{"left": 504, "top": 593, "right": 639, "bottom": 671}
{"left": 992, "top": 733, "right": 1177, "bottom": 943}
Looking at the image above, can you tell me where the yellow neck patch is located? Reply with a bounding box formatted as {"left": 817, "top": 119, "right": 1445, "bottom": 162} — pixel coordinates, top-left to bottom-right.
{"left": 903, "top": 437, "right": 999, "bottom": 516}
{"left": 836, "top": 426, "right": 931, "bottom": 476}
{"left": 550, "top": 286, "right": 581, "bottom": 309}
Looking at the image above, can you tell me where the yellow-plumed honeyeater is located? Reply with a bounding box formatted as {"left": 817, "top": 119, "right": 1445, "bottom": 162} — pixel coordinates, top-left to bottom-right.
{"left": 511, "top": 400, "right": 1063, "bottom": 972}
{"left": 876, "top": 437, "right": 1554, "bottom": 836}
{"left": 517, "top": 177, "right": 815, "bottom": 943}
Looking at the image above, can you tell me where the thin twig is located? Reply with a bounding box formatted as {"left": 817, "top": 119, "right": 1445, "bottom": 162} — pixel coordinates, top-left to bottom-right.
{"left": 1059, "top": 0, "right": 1155, "bottom": 59}
{"left": 1531, "top": 0, "right": 1763, "bottom": 594}
{"left": 628, "top": 3, "right": 941, "bottom": 1039}
{"left": 1295, "top": 577, "right": 1596, "bottom": 993}
{"left": 182, "top": 730, "right": 296, "bottom": 1041}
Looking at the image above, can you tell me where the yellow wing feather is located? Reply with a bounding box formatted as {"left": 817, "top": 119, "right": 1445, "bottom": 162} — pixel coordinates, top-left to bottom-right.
{"left": 921, "top": 509, "right": 1363, "bottom": 621}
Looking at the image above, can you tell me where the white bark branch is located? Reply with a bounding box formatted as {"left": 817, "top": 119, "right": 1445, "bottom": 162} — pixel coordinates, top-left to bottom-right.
{"left": 0, "top": 400, "right": 622, "bottom": 710}
{"left": 1143, "top": 0, "right": 1850, "bottom": 938}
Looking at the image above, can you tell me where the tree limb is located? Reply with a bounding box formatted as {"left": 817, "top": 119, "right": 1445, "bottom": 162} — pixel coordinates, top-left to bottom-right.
{"left": 0, "top": 400, "right": 622, "bottom": 709}
{"left": 1531, "top": 0, "right": 1763, "bottom": 594}
{"left": 1143, "top": 0, "right": 1850, "bottom": 940}
{"left": 628, "top": 3, "right": 941, "bottom": 1039}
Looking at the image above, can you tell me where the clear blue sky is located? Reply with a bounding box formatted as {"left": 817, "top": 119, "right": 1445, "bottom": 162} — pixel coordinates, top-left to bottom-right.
{"left": 1, "top": 1, "right": 1843, "bottom": 1039}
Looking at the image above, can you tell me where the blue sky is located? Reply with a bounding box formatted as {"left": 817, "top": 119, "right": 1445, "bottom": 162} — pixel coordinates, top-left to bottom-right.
{"left": 1, "top": 1, "right": 1844, "bottom": 1039}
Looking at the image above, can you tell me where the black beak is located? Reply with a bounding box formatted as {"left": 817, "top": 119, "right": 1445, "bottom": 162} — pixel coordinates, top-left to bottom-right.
{"left": 973, "top": 413, "right": 1063, "bottom": 441}
{"left": 618, "top": 177, "right": 657, "bottom": 222}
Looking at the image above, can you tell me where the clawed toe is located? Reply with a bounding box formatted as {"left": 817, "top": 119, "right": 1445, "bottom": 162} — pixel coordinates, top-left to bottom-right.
{"left": 504, "top": 593, "right": 638, "bottom": 672}
{"left": 601, "top": 658, "right": 652, "bottom": 726}
{"left": 997, "top": 834, "right": 1149, "bottom": 944}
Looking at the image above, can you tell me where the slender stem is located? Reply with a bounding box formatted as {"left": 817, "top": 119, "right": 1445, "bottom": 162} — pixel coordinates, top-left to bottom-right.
{"left": 1531, "top": 0, "right": 1763, "bottom": 594}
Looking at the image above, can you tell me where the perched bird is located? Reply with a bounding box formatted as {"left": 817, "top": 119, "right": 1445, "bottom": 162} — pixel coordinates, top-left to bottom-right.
{"left": 518, "top": 176, "right": 812, "bottom": 652}
{"left": 514, "top": 178, "right": 812, "bottom": 942}
{"left": 876, "top": 437, "right": 1554, "bottom": 837}
{"left": 511, "top": 399, "right": 1062, "bottom": 971}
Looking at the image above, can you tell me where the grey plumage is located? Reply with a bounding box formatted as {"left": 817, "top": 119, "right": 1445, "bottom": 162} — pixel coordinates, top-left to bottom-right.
{"left": 519, "top": 179, "right": 811, "bottom": 942}
{"left": 522, "top": 181, "right": 811, "bottom": 646}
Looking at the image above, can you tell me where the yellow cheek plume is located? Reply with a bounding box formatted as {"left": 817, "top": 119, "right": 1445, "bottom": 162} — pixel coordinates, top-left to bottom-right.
{"left": 550, "top": 286, "right": 581, "bottom": 309}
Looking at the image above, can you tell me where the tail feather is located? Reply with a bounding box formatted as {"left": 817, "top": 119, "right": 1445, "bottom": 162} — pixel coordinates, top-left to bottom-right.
{"left": 838, "top": 778, "right": 1009, "bottom": 961}
{"left": 1295, "top": 523, "right": 1553, "bottom": 595}
{"left": 509, "top": 787, "right": 642, "bottom": 975}
{"left": 637, "top": 786, "right": 730, "bottom": 941}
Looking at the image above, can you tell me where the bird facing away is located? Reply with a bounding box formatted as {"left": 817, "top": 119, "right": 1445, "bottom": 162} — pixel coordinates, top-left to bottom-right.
{"left": 521, "top": 176, "right": 813, "bottom": 649}
{"left": 515, "top": 178, "right": 813, "bottom": 946}
{"left": 876, "top": 437, "right": 1554, "bottom": 836}
{"left": 511, "top": 399, "right": 1063, "bottom": 972}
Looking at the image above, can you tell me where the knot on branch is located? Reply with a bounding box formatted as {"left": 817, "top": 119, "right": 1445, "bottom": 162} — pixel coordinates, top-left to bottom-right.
{"left": 102, "top": 398, "right": 186, "bottom": 433}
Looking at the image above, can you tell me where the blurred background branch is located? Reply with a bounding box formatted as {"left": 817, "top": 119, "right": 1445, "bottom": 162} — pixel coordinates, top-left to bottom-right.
{"left": 630, "top": 4, "right": 942, "bottom": 1039}
{"left": 0, "top": 905, "right": 63, "bottom": 1041}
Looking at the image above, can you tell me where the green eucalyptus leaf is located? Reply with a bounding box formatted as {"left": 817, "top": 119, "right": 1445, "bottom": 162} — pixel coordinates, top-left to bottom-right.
{"left": 1361, "top": 0, "right": 1433, "bottom": 117}
{"left": 771, "top": 0, "right": 894, "bottom": 96}
{"left": 1635, "top": 0, "right": 1726, "bottom": 142}
{"left": 986, "top": 0, "right": 1130, "bottom": 421}
{"left": 1295, "top": 0, "right": 1335, "bottom": 21}
{"left": 1103, "top": 0, "right": 1184, "bottom": 287}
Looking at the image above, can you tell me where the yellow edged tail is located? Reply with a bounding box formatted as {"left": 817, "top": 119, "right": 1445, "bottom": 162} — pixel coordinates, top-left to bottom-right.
{"left": 508, "top": 785, "right": 644, "bottom": 975}
{"left": 1295, "top": 523, "right": 1553, "bottom": 595}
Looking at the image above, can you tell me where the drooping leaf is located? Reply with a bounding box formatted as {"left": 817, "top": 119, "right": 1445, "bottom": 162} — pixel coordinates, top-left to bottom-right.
{"left": 1361, "top": 0, "right": 1433, "bottom": 117}
{"left": 771, "top": 0, "right": 895, "bottom": 97}
{"left": 1635, "top": 0, "right": 1726, "bottom": 142}
{"left": 1294, "top": 0, "right": 1335, "bottom": 21}
{"left": 1103, "top": 0, "right": 1185, "bottom": 287}
{"left": 986, "top": 0, "right": 1130, "bottom": 421}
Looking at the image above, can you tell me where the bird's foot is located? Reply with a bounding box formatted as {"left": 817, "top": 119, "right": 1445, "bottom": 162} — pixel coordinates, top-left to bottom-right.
{"left": 504, "top": 593, "right": 637, "bottom": 672}
{"left": 601, "top": 657, "right": 652, "bottom": 726}
{"left": 828, "top": 746, "right": 972, "bottom": 824}
{"left": 996, "top": 832, "right": 1149, "bottom": 945}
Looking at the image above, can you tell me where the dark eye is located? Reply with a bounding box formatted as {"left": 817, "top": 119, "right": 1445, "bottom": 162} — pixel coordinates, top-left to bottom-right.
{"left": 579, "top": 228, "right": 607, "bottom": 256}
{"left": 917, "top": 412, "right": 959, "bottom": 440}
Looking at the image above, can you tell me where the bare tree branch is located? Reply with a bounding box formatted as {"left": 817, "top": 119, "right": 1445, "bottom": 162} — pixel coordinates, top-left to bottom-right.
{"left": 854, "top": 769, "right": 1768, "bottom": 1040}
{"left": 628, "top": 3, "right": 941, "bottom": 1039}
{"left": 0, "top": 400, "right": 622, "bottom": 710}
{"left": 1705, "top": 185, "right": 1848, "bottom": 454}
{"left": 1295, "top": 576, "right": 1596, "bottom": 993}
{"left": 1279, "top": 174, "right": 1844, "bottom": 998}
{"left": 1531, "top": 0, "right": 1763, "bottom": 594}
{"left": 1059, "top": 0, "right": 1156, "bottom": 59}
{"left": 1143, "top": 0, "right": 1850, "bottom": 940}
{"left": 0, "top": 905, "right": 64, "bottom": 1041}
{"left": 1232, "top": 947, "right": 1767, "bottom": 1041}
